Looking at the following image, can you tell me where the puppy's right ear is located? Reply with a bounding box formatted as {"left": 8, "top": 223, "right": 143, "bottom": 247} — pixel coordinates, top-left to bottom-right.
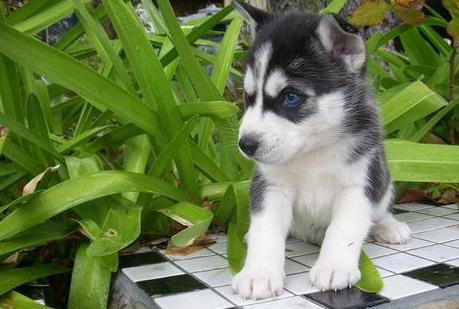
{"left": 232, "top": 1, "right": 272, "bottom": 35}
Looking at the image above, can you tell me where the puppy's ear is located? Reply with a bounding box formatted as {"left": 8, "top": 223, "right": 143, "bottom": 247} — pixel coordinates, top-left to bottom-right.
{"left": 232, "top": 1, "right": 272, "bottom": 35}
{"left": 316, "top": 15, "right": 365, "bottom": 73}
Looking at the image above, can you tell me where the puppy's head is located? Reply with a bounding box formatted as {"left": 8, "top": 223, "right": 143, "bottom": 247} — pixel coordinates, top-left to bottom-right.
{"left": 235, "top": 2, "right": 366, "bottom": 164}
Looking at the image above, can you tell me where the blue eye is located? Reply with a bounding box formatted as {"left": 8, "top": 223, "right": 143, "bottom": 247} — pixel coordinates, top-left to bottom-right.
{"left": 283, "top": 93, "right": 301, "bottom": 107}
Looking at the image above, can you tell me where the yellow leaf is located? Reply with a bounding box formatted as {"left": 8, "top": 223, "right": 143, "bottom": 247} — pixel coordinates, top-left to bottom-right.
{"left": 349, "top": 0, "right": 389, "bottom": 26}
{"left": 394, "top": 7, "right": 425, "bottom": 24}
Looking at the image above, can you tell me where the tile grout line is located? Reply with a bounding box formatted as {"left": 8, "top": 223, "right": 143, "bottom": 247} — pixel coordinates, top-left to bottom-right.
{"left": 151, "top": 247, "right": 240, "bottom": 308}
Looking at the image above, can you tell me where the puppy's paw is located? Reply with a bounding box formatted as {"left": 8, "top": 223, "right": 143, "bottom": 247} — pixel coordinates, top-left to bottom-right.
{"left": 232, "top": 265, "right": 285, "bottom": 300}
{"left": 372, "top": 217, "right": 411, "bottom": 244}
{"left": 309, "top": 258, "right": 361, "bottom": 291}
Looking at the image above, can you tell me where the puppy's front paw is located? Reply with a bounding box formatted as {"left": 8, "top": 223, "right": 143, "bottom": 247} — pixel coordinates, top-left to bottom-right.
{"left": 232, "top": 265, "right": 285, "bottom": 300}
{"left": 309, "top": 258, "right": 361, "bottom": 291}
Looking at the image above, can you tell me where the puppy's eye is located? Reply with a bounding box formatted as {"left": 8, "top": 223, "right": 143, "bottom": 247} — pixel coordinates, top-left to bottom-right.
{"left": 283, "top": 93, "right": 301, "bottom": 107}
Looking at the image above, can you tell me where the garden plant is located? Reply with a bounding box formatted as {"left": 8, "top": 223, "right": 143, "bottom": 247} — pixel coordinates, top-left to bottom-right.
{"left": 0, "top": 0, "right": 459, "bottom": 308}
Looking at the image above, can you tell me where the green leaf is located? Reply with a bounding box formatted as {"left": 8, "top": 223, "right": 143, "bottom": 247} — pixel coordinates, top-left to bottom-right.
{"left": 215, "top": 185, "right": 236, "bottom": 226}
{"left": 382, "top": 81, "right": 448, "bottom": 134}
{"left": 0, "top": 220, "right": 77, "bottom": 256}
{"left": 122, "top": 134, "right": 151, "bottom": 201}
{"left": 0, "top": 264, "right": 69, "bottom": 296}
{"left": 399, "top": 28, "right": 439, "bottom": 67}
{"left": 0, "top": 23, "right": 165, "bottom": 141}
{"left": 73, "top": 0, "right": 133, "bottom": 91}
{"left": 105, "top": 0, "right": 198, "bottom": 196}
{"left": 321, "top": 0, "right": 348, "bottom": 14}
{"left": 0, "top": 291, "right": 53, "bottom": 309}
{"left": 355, "top": 250, "right": 383, "bottom": 293}
{"left": 0, "top": 171, "right": 191, "bottom": 241}
{"left": 159, "top": 202, "right": 213, "bottom": 246}
{"left": 68, "top": 242, "right": 115, "bottom": 309}
{"left": 410, "top": 100, "right": 459, "bottom": 142}
{"left": 12, "top": 0, "right": 90, "bottom": 35}
{"left": 210, "top": 16, "right": 243, "bottom": 94}
{"left": 0, "top": 113, "right": 61, "bottom": 160}
{"left": 386, "top": 139, "right": 459, "bottom": 182}
{"left": 227, "top": 221, "right": 246, "bottom": 273}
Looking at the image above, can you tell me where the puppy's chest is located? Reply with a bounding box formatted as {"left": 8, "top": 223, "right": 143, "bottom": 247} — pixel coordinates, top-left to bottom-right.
{"left": 294, "top": 168, "right": 342, "bottom": 223}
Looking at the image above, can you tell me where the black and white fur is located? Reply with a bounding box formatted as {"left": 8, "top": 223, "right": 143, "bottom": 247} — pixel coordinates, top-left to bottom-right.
{"left": 232, "top": 2, "right": 411, "bottom": 299}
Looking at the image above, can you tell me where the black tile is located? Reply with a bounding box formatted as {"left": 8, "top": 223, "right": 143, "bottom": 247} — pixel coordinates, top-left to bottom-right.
{"left": 403, "top": 263, "right": 459, "bottom": 288}
{"left": 137, "top": 274, "right": 206, "bottom": 298}
{"left": 119, "top": 251, "right": 167, "bottom": 268}
{"left": 305, "top": 288, "right": 389, "bottom": 309}
{"left": 392, "top": 208, "right": 409, "bottom": 214}
{"left": 15, "top": 284, "right": 46, "bottom": 301}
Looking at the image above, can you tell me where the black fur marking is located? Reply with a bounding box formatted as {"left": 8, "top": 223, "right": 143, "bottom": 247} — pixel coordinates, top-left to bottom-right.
{"left": 365, "top": 151, "right": 390, "bottom": 203}
{"left": 244, "top": 13, "right": 356, "bottom": 124}
{"left": 261, "top": 88, "right": 318, "bottom": 124}
{"left": 249, "top": 169, "right": 269, "bottom": 213}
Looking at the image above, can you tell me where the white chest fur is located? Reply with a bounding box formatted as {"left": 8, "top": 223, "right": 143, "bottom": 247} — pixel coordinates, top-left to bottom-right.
{"left": 259, "top": 142, "right": 370, "bottom": 243}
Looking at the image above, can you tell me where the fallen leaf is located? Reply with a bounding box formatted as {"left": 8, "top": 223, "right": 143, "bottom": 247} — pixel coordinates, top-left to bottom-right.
{"left": 398, "top": 189, "right": 430, "bottom": 203}
{"left": 22, "top": 165, "right": 60, "bottom": 196}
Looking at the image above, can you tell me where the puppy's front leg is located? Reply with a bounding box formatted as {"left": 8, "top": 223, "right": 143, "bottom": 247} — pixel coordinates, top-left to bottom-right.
{"left": 310, "top": 186, "right": 372, "bottom": 291}
{"left": 232, "top": 186, "right": 294, "bottom": 299}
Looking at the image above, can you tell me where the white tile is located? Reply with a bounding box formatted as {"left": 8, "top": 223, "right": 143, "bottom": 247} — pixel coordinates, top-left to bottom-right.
{"left": 373, "top": 253, "right": 434, "bottom": 273}
{"left": 394, "top": 212, "right": 432, "bottom": 223}
{"left": 376, "top": 267, "right": 394, "bottom": 278}
{"left": 445, "top": 258, "right": 459, "bottom": 267}
{"left": 163, "top": 248, "right": 215, "bottom": 261}
{"left": 414, "top": 227, "right": 459, "bottom": 243}
{"left": 285, "top": 259, "right": 310, "bottom": 275}
{"left": 379, "top": 237, "right": 433, "bottom": 251}
{"left": 445, "top": 239, "right": 459, "bottom": 248}
{"left": 285, "top": 272, "right": 319, "bottom": 295}
{"left": 378, "top": 275, "right": 437, "bottom": 300}
{"left": 211, "top": 233, "right": 228, "bottom": 243}
{"left": 208, "top": 242, "right": 227, "bottom": 254}
{"left": 444, "top": 204, "right": 459, "bottom": 210}
{"left": 122, "top": 262, "right": 183, "bottom": 282}
{"left": 287, "top": 237, "right": 301, "bottom": 244}
{"left": 409, "top": 244, "right": 459, "bottom": 262}
{"left": 407, "top": 217, "right": 457, "bottom": 233}
{"left": 445, "top": 213, "right": 459, "bottom": 221}
{"left": 244, "top": 296, "right": 322, "bottom": 309}
{"left": 394, "top": 203, "right": 434, "bottom": 211}
{"left": 363, "top": 243, "right": 398, "bottom": 258}
{"left": 416, "top": 207, "right": 458, "bottom": 216}
{"left": 155, "top": 288, "right": 232, "bottom": 309}
{"left": 194, "top": 268, "right": 233, "bottom": 287}
{"left": 215, "top": 285, "right": 292, "bottom": 306}
{"left": 291, "top": 253, "right": 319, "bottom": 267}
{"left": 176, "top": 255, "right": 228, "bottom": 273}
{"left": 285, "top": 242, "right": 320, "bottom": 257}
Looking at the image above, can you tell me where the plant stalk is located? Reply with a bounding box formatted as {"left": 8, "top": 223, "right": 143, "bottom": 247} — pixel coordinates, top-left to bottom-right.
{"left": 448, "top": 47, "right": 457, "bottom": 144}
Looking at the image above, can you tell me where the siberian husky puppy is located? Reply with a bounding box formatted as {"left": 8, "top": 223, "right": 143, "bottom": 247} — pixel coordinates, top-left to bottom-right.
{"left": 232, "top": 2, "right": 411, "bottom": 299}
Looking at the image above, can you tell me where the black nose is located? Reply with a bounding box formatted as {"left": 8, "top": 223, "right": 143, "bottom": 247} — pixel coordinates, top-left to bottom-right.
{"left": 239, "top": 136, "right": 259, "bottom": 156}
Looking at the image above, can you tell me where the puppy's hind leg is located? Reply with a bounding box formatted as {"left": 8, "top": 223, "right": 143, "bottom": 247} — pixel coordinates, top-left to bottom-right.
{"left": 371, "top": 214, "right": 411, "bottom": 244}
{"left": 232, "top": 185, "right": 294, "bottom": 300}
{"left": 370, "top": 185, "right": 411, "bottom": 244}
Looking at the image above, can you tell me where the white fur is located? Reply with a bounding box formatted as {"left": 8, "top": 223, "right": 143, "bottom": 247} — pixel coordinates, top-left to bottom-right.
{"left": 232, "top": 188, "right": 294, "bottom": 299}
{"left": 239, "top": 91, "right": 347, "bottom": 164}
{"left": 233, "top": 38, "right": 410, "bottom": 298}
{"left": 244, "top": 67, "right": 256, "bottom": 96}
{"left": 265, "top": 69, "right": 288, "bottom": 97}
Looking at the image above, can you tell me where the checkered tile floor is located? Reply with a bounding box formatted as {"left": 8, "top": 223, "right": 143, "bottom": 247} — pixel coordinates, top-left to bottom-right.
{"left": 116, "top": 203, "right": 459, "bottom": 309}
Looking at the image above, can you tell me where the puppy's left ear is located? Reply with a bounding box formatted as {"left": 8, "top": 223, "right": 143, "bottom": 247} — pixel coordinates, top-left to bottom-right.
{"left": 232, "top": 1, "right": 272, "bottom": 37}
{"left": 316, "top": 15, "right": 365, "bottom": 73}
